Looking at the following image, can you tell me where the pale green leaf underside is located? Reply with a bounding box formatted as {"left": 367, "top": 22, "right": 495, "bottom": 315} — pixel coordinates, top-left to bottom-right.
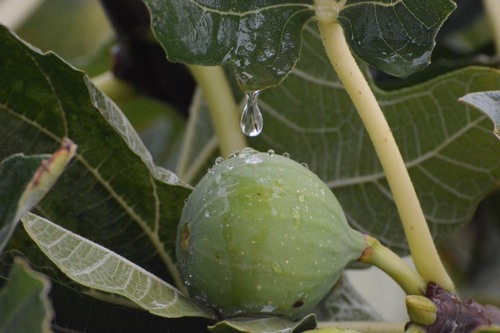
{"left": 209, "top": 313, "right": 316, "bottom": 333}
{"left": 0, "top": 259, "right": 53, "bottom": 333}
{"left": 21, "top": 213, "right": 211, "bottom": 319}
{"left": 250, "top": 25, "right": 500, "bottom": 253}
{"left": 460, "top": 91, "right": 500, "bottom": 140}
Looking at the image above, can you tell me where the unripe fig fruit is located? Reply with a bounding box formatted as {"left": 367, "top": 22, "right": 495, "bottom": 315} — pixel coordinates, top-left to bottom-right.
{"left": 176, "top": 148, "right": 367, "bottom": 319}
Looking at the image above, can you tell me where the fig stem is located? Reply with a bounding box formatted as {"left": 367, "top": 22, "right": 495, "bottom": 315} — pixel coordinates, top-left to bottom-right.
{"left": 188, "top": 65, "right": 247, "bottom": 157}
{"left": 317, "top": 321, "right": 405, "bottom": 333}
{"left": 315, "top": 7, "right": 454, "bottom": 292}
{"left": 359, "top": 236, "right": 427, "bottom": 295}
{"left": 484, "top": 0, "right": 500, "bottom": 55}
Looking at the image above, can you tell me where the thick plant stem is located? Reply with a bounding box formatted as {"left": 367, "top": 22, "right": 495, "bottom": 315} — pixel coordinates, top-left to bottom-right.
{"left": 360, "top": 236, "right": 427, "bottom": 295}
{"left": 189, "top": 65, "right": 247, "bottom": 157}
{"left": 316, "top": 15, "right": 454, "bottom": 291}
{"left": 484, "top": 0, "right": 500, "bottom": 55}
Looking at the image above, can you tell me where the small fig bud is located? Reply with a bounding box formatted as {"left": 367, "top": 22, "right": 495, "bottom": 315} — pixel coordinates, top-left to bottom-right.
{"left": 406, "top": 295, "right": 437, "bottom": 326}
{"left": 176, "top": 148, "right": 367, "bottom": 319}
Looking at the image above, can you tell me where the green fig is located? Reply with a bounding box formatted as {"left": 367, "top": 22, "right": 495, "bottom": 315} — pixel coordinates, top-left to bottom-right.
{"left": 176, "top": 148, "right": 367, "bottom": 319}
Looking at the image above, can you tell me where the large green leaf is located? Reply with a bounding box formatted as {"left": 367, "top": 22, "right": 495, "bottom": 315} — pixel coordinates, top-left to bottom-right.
{"left": 143, "top": 0, "right": 454, "bottom": 90}
{"left": 245, "top": 25, "right": 500, "bottom": 253}
{"left": 0, "top": 140, "right": 76, "bottom": 252}
{"left": 142, "top": 0, "right": 314, "bottom": 91}
{"left": 0, "top": 24, "right": 190, "bottom": 285}
{"left": 21, "top": 213, "right": 211, "bottom": 319}
{"left": 0, "top": 258, "right": 53, "bottom": 333}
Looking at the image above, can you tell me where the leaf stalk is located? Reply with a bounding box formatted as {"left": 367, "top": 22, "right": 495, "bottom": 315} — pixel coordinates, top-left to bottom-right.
{"left": 188, "top": 65, "right": 247, "bottom": 157}
{"left": 315, "top": 15, "right": 454, "bottom": 291}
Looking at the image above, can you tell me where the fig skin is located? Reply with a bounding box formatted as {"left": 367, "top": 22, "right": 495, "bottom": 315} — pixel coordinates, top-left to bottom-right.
{"left": 176, "top": 148, "right": 367, "bottom": 319}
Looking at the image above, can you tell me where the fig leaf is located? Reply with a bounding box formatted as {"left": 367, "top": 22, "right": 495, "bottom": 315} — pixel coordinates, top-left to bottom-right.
{"left": 21, "top": 213, "right": 212, "bottom": 319}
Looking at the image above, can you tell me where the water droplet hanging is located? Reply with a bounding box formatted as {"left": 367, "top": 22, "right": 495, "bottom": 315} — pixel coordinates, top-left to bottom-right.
{"left": 241, "top": 90, "right": 263, "bottom": 137}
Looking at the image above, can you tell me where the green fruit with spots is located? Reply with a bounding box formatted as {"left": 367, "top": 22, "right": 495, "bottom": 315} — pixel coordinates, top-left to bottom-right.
{"left": 176, "top": 148, "right": 368, "bottom": 319}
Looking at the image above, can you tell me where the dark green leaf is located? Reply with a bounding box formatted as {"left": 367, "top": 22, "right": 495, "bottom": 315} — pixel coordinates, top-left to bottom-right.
{"left": 0, "top": 258, "right": 53, "bottom": 333}
{"left": 142, "top": 0, "right": 314, "bottom": 90}
{"left": 208, "top": 313, "right": 316, "bottom": 333}
{"left": 0, "top": 24, "right": 190, "bottom": 286}
{"left": 459, "top": 91, "right": 500, "bottom": 139}
{"left": 337, "top": 0, "right": 456, "bottom": 78}
{"left": 143, "top": 0, "right": 454, "bottom": 90}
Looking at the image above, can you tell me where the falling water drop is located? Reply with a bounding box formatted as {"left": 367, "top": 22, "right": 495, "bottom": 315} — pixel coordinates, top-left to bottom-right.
{"left": 241, "top": 90, "right": 263, "bottom": 137}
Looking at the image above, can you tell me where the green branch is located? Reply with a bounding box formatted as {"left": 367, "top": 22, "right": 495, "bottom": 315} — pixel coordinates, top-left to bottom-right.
{"left": 315, "top": 4, "right": 454, "bottom": 292}
{"left": 188, "top": 65, "right": 247, "bottom": 157}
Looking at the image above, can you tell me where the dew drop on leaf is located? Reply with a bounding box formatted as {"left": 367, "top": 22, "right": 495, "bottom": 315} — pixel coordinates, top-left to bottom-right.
{"left": 241, "top": 90, "right": 263, "bottom": 137}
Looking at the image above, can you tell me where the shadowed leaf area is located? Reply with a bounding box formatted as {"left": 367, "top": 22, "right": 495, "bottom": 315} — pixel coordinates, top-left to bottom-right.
{"left": 0, "top": 259, "right": 53, "bottom": 333}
